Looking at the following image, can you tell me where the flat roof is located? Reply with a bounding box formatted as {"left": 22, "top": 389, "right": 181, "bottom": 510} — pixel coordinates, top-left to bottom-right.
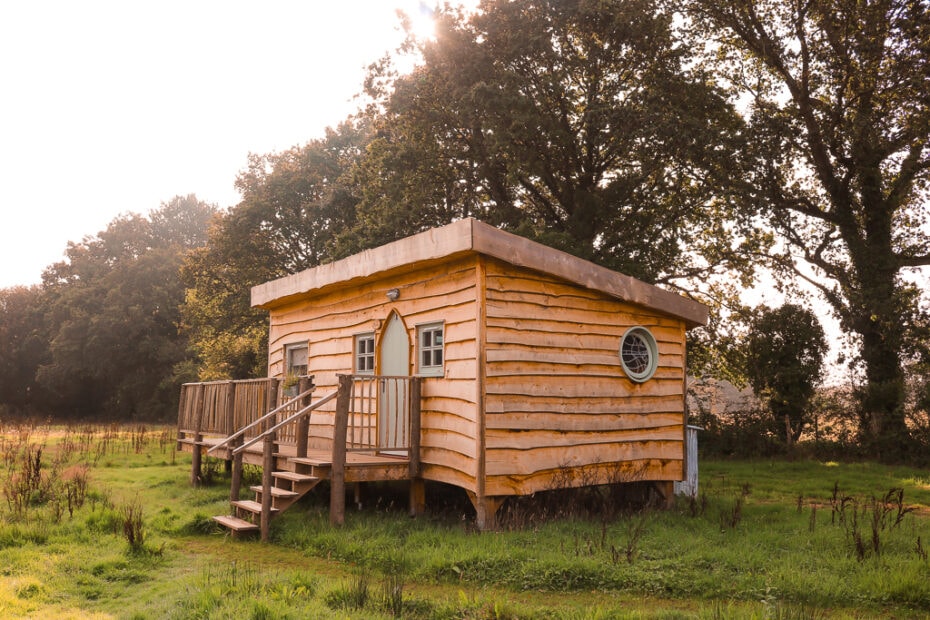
{"left": 251, "top": 218, "right": 708, "bottom": 327}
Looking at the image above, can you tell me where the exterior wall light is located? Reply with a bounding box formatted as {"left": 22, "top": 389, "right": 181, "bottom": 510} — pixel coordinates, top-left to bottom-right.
{"left": 386, "top": 288, "right": 400, "bottom": 301}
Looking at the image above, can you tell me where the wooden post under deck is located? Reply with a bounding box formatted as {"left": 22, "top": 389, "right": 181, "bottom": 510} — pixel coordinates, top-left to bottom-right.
{"left": 467, "top": 491, "right": 504, "bottom": 531}
{"left": 330, "top": 375, "right": 351, "bottom": 526}
{"left": 408, "top": 377, "right": 424, "bottom": 516}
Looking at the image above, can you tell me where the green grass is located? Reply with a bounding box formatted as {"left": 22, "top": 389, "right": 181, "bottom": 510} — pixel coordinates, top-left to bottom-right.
{"left": 2, "top": 424, "right": 929, "bottom": 618}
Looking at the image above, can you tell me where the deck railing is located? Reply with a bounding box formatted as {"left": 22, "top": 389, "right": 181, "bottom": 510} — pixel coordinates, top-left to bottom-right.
{"left": 178, "top": 374, "right": 422, "bottom": 457}
{"left": 344, "top": 375, "right": 417, "bottom": 452}
{"left": 178, "top": 374, "right": 423, "bottom": 532}
{"left": 330, "top": 374, "right": 421, "bottom": 525}
{"left": 177, "top": 378, "right": 278, "bottom": 439}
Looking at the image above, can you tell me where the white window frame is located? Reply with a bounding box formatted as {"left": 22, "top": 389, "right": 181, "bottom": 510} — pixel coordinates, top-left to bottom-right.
{"left": 354, "top": 332, "right": 375, "bottom": 375}
{"left": 619, "top": 326, "right": 658, "bottom": 383}
{"left": 284, "top": 342, "right": 308, "bottom": 378}
{"left": 416, "top": 322, "right": 444, "bottom": 377}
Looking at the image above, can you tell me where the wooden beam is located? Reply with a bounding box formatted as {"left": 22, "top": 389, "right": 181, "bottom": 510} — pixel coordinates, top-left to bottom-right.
{"left": 260, "top": 433, "right": 274, "bottom": 542}
{"left": 330, "top": 375, "right": 351, "bottom": 526}
{"left": 260, "top": 378, "right": 278, "bottom": 543}
{"left": 474, "top": 256, "right": 489, "bottom": 527}
{"left": 408, "top": 377, "right": 422, "bottom": 478}
{"left": 466, "top": 491, "right": 504, "bottom": 531}
{"left": 296, "top": 375, "right": 313, "bottom": 459}
{"left": 409, "top": 478, "right": 425, "bottom": 517}
{"left": 189, "top": 384, "right": 205, "bottom": 487}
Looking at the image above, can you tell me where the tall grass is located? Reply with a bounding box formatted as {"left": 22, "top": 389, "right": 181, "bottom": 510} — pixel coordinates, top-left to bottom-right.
{"left": 2, "top": 422, "right": 929, "bottom": 618}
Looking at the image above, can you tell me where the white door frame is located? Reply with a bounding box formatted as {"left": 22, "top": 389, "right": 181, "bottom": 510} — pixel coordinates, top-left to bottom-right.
{"left": 378, "top": 312, "right": 409, "bottom": 453}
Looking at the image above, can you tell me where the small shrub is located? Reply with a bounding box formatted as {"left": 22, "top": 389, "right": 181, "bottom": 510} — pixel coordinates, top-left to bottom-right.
{"left": 381, "top": 571, "right": 405, "bottom": 617}
{"left": 120, "top": 498, "right": 146, "bottom": 553}
{"left": 325, "top": 572, "right": 371, "bottom": 610}
{"left": 249, "top": 601, "right": 275, "bottom": 620}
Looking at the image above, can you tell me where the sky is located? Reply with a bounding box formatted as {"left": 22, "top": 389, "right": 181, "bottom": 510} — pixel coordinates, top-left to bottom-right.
{"left": 0, "top": 0, "right": 436, "bottom": 288}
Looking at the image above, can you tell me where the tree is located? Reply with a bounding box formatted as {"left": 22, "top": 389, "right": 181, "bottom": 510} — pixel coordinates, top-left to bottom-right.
{"left": 0, "top": 286, "right": 50, "bottom": 416}
{"left": 685, "top": 0, "right": 930, "bottom": 458}
{"left": 181, "top": 122, "right": 370, "bottom": 379}
{"left": 344, "top": 0, "right": 767, "bottom": 292}
{"left": 747, "top": 304, "right": 828, "bottom": 446}
{"left": 38, "top": 196, "right": 216, "bottom": 420}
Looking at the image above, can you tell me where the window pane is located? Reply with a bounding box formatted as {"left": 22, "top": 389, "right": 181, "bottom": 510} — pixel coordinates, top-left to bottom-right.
{"left": 355, "top": 333, "right": 375, "bottom": 374}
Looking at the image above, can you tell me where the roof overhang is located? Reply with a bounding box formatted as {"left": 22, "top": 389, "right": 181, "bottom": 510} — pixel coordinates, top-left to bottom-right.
{"left": 251, "top": 218, "right": 709, "bottom": 328}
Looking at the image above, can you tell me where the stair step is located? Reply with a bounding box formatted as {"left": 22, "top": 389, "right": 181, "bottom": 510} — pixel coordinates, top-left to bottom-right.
{"left": 272, "top": 471, "right": 319, "bottom": 483}
{"left": 232, "top": 499, "right": 279, "bottom": 515}
{"left": 289, "top": 456, "right": 332, "bottom": 467}
{"left": 250, "top": 485, "right": 299, "bottom": 498}
{"left": 212, "top": 515, "right": 259, "bottom": 532}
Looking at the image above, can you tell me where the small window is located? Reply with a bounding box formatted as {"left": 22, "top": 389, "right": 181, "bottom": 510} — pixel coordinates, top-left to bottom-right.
{"left": 355, "top": 333, "right": 375, "bottom": 374}
{"left": 285, "top": 342, "right": 308, "bottom": 377}
{"left": 619, "top": 326, "right": 658, "bottom": 383}
{"left": 417, "top": 322, "right": 444, "bottom": 376}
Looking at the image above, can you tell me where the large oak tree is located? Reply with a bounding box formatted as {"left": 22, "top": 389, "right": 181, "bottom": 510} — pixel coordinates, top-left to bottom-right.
{"left": 685, "top": 0, "right": 930, "bottom": 458}
{"left": 344, "top": 0, "right": 767, "bottom": 292}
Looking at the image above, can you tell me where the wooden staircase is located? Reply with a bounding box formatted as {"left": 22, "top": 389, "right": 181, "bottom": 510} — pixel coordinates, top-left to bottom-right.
{"left": 211, "top": 449, "right": 412, "bottom": 536}
{"left": 213, "top": 465, "right": 322, "bottom": 535}
{"left": 184, "top": 374, "right": 422, "bottom": 539}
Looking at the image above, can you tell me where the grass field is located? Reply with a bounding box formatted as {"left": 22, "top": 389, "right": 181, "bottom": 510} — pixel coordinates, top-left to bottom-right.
{"left": 1, "top": 423, "right": 929, "bottom": 619}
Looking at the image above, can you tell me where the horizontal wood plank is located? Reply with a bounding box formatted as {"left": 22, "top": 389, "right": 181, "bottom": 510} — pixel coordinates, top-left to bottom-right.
{"left": 485, "top": 458, "right": 684, "bottom": 496}
{"left": 486, "top": 410, "right": 682, "bottom": 432}
{"left": 485, "top": 375, "right": 683, "bottom": 399}
{"left": 485, "top": 440, "right": 683, "bottom": 476}
{"left": 485, "top": 393, "right": 684, "bottom": 415}
{"left": 485, "top": 426, "right": 683, "bottom": 450}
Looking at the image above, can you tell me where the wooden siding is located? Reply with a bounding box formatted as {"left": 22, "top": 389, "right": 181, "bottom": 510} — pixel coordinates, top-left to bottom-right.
{"left": 265, "top": 256, "right": 481, "bottom": 493}
{"left": 482, "top": 258, "right": 687, "bottom": 496}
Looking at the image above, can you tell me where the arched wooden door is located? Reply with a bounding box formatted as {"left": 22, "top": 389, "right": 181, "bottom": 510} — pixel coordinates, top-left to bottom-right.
{"left": 378, "top": 312, "right": 409, "bottom": 453}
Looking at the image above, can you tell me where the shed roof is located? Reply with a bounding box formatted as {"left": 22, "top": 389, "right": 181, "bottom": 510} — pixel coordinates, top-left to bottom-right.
{"left": 251, "top": 218, "right": 708, "bottom": 327}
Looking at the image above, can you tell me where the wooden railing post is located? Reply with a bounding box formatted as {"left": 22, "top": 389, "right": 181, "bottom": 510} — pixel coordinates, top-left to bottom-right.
{"left": 229, "top": 379, "right": 242, "bottom": 502}
{"left": 296, "top": 376, "right": 313, "bottom": 459}
{"left": 175, "top": 385, "right": 188, "bottom": 448}
{"left": 260, "top": 378, "right": 279, "bottom": 542}
{"left": 189, "top": 384, "right": 205, "bottom": 486}
{"left": 408, "top": 377, "right": 421, "bottom": 478}
{"left": 408, "top": 376, "right": 425, "bottom": 516}
{"left": 330, "top": 375, "right": 352, "bottom": 526}
{"left": 230, "top": 433, "right": 243, "bottom": 503}
{"left": 223, "top": 381, "right": 236, "bottom": 474}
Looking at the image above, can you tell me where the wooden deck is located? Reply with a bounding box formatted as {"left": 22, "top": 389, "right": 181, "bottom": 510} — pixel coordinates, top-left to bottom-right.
{"left": 178, "top": 436, "right": 411, "bottom": 481}
{"left": 177, "top": 374, "right": 423, "bottom": 538}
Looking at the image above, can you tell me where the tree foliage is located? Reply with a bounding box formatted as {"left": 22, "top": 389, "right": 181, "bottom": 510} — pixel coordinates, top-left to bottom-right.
{"left": 345, "top": 0, "right": 767, "bottom": 292}
{"left": 747, "top": 304, "right": 828, "bottom": 445}
{"left": 35, "top": 195, "right": 216, "bottom": 420}
{"left": 0, "top": 286, "right": 50, "bottom": 415}
{"left": 181, "top": 122, "right": 370, "bottom": 380}
{"left": 684, "top": 0, "right": 930, "bottom": 458}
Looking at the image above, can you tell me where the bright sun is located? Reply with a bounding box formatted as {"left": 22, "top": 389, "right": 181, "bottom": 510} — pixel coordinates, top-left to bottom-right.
{"left": 402, "top": 1, "right": 436, "bottom": 42}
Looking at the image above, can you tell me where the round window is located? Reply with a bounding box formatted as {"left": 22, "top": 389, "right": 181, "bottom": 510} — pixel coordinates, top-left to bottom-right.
{"left": 619, "top": 326, "right": 658, "bottom": 383}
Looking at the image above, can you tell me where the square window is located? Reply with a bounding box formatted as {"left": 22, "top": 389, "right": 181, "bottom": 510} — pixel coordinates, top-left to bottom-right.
{"left": 285, "top": 342, "right": 308, "bottom": 377}
{"left": 355, "top": 333, "right": 375, "bottom": 374}
{"left": 417, "top": 323, "right": 444, "bottom": 376}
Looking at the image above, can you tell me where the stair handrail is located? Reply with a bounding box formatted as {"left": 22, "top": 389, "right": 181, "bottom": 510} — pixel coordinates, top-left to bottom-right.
{"left": 232, "top": 389, "right": 338, "bottom": 456}
{"left": 206, "top": 385, "right": 316, "bottom": 455}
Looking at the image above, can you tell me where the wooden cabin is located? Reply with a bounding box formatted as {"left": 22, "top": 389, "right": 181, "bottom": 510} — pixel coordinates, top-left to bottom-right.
{"left": 178, "top": 218, "right": 707, "bottom": 532}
